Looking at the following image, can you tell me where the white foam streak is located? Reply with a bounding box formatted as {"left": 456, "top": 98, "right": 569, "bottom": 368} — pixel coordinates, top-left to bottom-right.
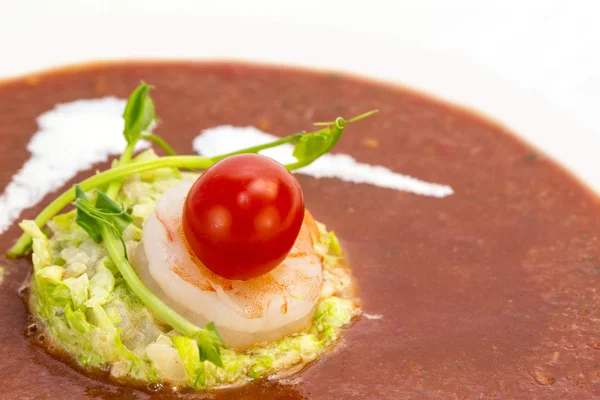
{"left": 0, "top": 104, "right": 453, "bottom": 234}
{"left": 193, "top": 126, "right": 453, "bottom": 197}
{"left": 0, "top": 98, "right": 149, "bottom": 234}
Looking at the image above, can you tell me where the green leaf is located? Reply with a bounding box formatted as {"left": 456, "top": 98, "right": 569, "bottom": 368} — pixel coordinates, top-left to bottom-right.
{"left": 288, "top": 111, "right": 378, "bottom": 170}
{"left": 122, "top": 82, "right": 155, "bottom": 145}
{"left": 74, "top": 185, "right": 133, "bottom": 260}
{"left": 95, "top": 191, "right": 133, "bottom": 236}
{"left": 198, "top": 341, "right": 223, "bottom": 368}
{"left": 292, "top": 132, "right": 329, "bottom": 163}
{"left": 288, "top": 125, "right": 341, "bottom": 169}
{"left": 196, "top": 322, "right": 224, "bottom": 368}
{"left": 74, "top": 186, "right": 102, "bottom": 243}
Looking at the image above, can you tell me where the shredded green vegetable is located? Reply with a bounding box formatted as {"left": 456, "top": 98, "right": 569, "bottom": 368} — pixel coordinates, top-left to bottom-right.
{"left": 26, "top": 174, "right": 358, "bottom": 387}
{"left": 10, "top": 82, "right": 371, "bottom": 389}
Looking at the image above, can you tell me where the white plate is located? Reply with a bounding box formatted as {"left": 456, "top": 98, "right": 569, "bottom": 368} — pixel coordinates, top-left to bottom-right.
{"left": 1, "top": 3, "right": 599, "bottom": 194}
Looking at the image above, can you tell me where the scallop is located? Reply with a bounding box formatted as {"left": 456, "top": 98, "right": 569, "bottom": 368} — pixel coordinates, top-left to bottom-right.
{"left": 133, "top": 181, "right": 324, "bottom": 349}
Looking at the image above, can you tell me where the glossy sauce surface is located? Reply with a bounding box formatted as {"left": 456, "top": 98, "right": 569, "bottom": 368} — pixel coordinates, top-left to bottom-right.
{"left": 0, "top": 62, "right": 599, "bottom": 399}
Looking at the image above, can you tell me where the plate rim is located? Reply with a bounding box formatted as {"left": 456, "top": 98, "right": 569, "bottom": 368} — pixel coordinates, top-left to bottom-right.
{"left": 0, "top": 15, "right": 598, "bottom": 195}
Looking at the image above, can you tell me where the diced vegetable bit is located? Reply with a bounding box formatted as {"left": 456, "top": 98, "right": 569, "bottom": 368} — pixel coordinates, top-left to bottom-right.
{"left": 64, "top": 274, "right": 90, "bottom": 309}
{"left": 86, "top": 263, "right": 115, "bottom": 307}
{"left": 65, "top": 262, "right": 86, "bottom": 278}
{"left": 19, "top": 220, "right": 52, "bottom": 271}
{"left": 172, "top": 336, "right": 202, "bottom": 383}
{"left": 145, "top": 335, "right": 188, "bottom": 383}
{"left": 0, "top": 265, "right": 5, "bottom": 286}
{"left": 64, "top": 303, "right": 93, "bottom": 333}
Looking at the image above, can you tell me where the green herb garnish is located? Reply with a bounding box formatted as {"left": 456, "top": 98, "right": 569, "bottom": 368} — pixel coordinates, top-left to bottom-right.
{"left": 7, "top": 99, "right": 376, "bottom": 258}
{"left": 105, "top": 83, "right": 155, "bottom": 199}
{"left": 122, "top": 82, "right": 155, "bottom": 146}
{"left": 74, "top": 186, "right": 132, "bottom": 257}
{"left": 73, "top": 185, "right": 224, "bottom": 367}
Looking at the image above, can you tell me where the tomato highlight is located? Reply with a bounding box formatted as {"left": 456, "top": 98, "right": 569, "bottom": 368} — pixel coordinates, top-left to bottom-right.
{"left": 183, "top": 154, "right": 305, "bottom": 280}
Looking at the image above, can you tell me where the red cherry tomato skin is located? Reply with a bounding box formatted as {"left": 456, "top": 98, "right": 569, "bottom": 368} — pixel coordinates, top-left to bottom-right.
{"left": 183, "top": 154, "right": 305, "bottom": 281}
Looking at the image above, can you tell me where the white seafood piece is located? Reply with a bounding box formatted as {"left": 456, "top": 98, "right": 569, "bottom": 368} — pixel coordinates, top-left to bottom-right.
{"left": 134, "top": 181, "right": 324, "bottom": 349}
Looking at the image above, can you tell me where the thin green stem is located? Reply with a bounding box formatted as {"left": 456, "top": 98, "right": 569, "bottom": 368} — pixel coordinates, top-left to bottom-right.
{"left": 313, "top": 109, "right": 379, "bottom": 126}
{"left": 348, "top": 109, "right": 379, "bottom": 123}
{"left": 6, "top": 147, "right": 331, "bottom": 258}
{"left": 105, "top": 144, "right": 135, "bottom": 199}
{"left": 7, "top": 110, "right": 377, "bottom": 258}
{"left": 141, "top": 134, "right": 178, "bottom": 156}
{"left": 141, "top": 133, "right": 197, "bottom": 172}
{"left": 208, "top": 133, "right": 304, "bottom": 162}
{"left": 7, "top": 156, "right": 213, "bottom": 257}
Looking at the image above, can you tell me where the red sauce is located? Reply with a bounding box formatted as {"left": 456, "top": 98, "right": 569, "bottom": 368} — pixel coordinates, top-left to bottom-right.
{"left": 0, "top": 62, "right": 599, "bottom": 399}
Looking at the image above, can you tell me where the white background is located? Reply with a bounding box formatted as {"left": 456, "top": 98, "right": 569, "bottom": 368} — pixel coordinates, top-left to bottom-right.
{"left": 1, "top": 0, "right": 599, "bottom": 190}
{"left": 2, "top": 0, "right": 597, "bottom": 133}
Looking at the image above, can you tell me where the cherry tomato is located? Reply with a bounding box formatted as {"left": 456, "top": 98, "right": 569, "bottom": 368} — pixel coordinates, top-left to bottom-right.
{"left": 183, "top": 154, "right": 305, "bottom": 281}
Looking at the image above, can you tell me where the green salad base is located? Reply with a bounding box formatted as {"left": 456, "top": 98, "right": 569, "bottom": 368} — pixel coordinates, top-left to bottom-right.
{"left": 25, "top": 150, "right": 359, "bottom": 390}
